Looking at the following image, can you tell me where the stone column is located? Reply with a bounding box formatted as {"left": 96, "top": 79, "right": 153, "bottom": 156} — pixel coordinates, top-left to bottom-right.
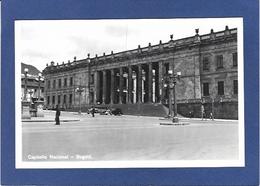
{"left": 148, "top": 63, "right": 153, "bottom": 102}
{"left": 119, "top": 67, "right": 123, "bottom": 104}
{"left": 158, "top": 62, "right": 164, "bottom": 103}
{"left": 110, "top": 69, "right": 115, "bottom": 104}
{"left": 102, "top": 70, "right": 107, "bottom": 104}
{"left": 93, "top": 72, "right": 97, "bottom": 104}
{"left": 128, "top": 66, "right": 133, "bottom": 103}
{"left": 95, "top": 71, "right": 100, "bottom": 104}
{"left": 137, "top": 65, "right": 142, "bottom": 103}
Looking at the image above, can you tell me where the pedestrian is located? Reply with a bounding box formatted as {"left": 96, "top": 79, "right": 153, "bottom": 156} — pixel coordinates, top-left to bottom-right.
{"left": 55, "top": 105, "right": 61, "bottom": 125}
{"left": 201, "top": 104, "right": 205, "bottom": 120}
{"left": 210, "top": 112, "right": 214, "bottom": 120}
{"left": 91, "top": 106, "right": 95, "bottom": 117}
{"left": 189, "top": 110, "right": 193, "bottom": 119}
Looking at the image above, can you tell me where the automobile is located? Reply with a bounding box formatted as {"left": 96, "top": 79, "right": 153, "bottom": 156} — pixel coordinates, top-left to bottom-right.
{"left": 100, "top": 109, "right": 112, "bottom": 115}
{"left": 110, "top": 108, "right": 123, "bottom": 116}
{"left": 87, "top": 107, "right": 98, "bottom": 114}
{"left": 88, "top": 107, "right": 108, "bottom": 114}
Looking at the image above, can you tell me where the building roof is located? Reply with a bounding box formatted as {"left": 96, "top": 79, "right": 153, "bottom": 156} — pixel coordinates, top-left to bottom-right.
{"left": 21, "top": 62, "right": 41, "bottom": 76}
{"left": 43, "top": 27, "right": 237, "bottom": 74}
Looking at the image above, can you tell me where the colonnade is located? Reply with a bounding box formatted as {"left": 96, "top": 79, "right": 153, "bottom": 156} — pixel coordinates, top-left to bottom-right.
{"left": 94, "top": 62, "right": 170, "bottom": 105}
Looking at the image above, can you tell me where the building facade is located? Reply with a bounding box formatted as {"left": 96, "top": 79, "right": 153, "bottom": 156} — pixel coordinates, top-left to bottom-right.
{"left": 43, "top": 26, "right": 238, "bottom": 119}
{"left": 21, "top": 73, "right": 44, "bottom": 102}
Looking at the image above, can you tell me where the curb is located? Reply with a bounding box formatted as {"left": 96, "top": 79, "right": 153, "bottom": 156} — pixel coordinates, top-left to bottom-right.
{"left": 159, "top": 117, "right": 238, "bottom": 122}
{"left": 180, "top": 118, "right": 238, "bottom": 122}
{"left": 160, "top": 122, "right": 190, "bottom": 126}
{"left": 22, "top": 119, "right": 80, "bottom": 122}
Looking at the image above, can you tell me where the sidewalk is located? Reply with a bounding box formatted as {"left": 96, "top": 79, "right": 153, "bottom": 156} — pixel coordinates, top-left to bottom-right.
{"left": 22, "top": 110, "right": 238, "bottom": 123}
{"left": 22, "top": 110, "right": 80, "bottom": 122}
{"left": 174, "top": 113, "right": 238, "bottom": 122}
{"left": 179, "top": 117, "right": 238, "bottom": 122}
{"left": 158, "top": 114, "right": 238, "bottom": 125}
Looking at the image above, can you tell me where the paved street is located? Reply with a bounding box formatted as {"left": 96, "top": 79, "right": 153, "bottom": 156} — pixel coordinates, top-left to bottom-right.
{"left": 22, "top": 111, "right": 239, "bottom": 161}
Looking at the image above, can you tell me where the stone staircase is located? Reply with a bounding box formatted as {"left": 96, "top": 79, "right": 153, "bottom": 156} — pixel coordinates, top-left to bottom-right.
{"left": 110, "top": 103, "right": 169, "bottom": 117}
{"left": 108, "top": 103, "right": 187, "bottom": 118}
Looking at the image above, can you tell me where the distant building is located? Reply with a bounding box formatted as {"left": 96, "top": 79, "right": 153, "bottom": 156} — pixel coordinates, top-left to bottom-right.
{"left": 43, "top": 26, "right": 238, "bottom": 119}
{"left": 21, "top": 63, "right": 44, "bottom": 103}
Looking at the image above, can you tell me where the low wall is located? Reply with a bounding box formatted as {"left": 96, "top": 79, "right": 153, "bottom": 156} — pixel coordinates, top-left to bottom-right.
{"left": 178, "top": 101, "right": 238, "bottom": 119}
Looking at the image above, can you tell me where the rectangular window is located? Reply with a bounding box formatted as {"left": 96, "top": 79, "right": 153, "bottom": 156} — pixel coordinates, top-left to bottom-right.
{"left": 69, "top": 94, "right": 73, "bottom": 104}
{"left": 203, "top": 83, "right": 209, "bottom": 96}
{"left": 47, "top": 80, "right": 50, "bottom": 89}
{"left": 64, "top": 78, "right": 67, "bottom": 87}
{"left": 203, "top": 57, "right": 209, "bottom": 71}
{"left": 58, "top": 79, "right": 61, "bottom": 88}
{"left": 53, "top": 80, "right": 56, "bottom": 89}
{"left": 52, "top": 95, "right": 55, "bottom": 104}
{"left": 90, "top": 74, "right": 94, "bottom": 84}
{"left": 218, "top": 81, "right": 224, "bottom": 95}
{"left": 233, "top": 52, "right": 237, "bottom": 67}
{"left": 233, "top": 80, "right": 238, "bottom": 95}
{"left": 47, "top": 96, "right": 50, "bottom": 105}
{"left": 63, "top": 95, "right": 67, "bottom": 104}
{"left": 70, "top": 77, "right": 73, "bottom": 86}
{"left": 58, "top": 95, "right": 61, "bottom": 104}
{"left": 90, "top": 92, "right": 94, "bottom": 103}
{"left": 216, "top": 55, "right": 223, "bottom": 69}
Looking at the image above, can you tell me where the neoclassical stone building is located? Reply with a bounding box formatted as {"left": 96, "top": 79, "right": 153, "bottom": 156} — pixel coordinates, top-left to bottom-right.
{"left": 42, "top": 26, "right": 238, "bottom": 119}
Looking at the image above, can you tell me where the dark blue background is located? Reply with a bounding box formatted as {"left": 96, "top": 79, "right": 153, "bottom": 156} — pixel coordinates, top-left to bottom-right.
{"left": 1, "top": 0, "right": 259, "bottom": 185}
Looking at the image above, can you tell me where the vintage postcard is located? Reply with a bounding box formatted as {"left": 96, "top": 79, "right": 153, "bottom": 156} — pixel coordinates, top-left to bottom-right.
{"left": 15, "top": 18, "right": 244, "bottom": 168}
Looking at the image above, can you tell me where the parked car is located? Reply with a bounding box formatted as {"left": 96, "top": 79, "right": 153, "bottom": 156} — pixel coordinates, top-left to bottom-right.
{"left": 100, "top": 109, "right": 112, "bottom": 115}
{"left": 110, "top": 108, "right": 123, "bottom": 116}
{"left": 88, "top": 107, "right": 109, "bottom": 114}
{"left": 87, "top": 107, "right": 98, "bottom": 114}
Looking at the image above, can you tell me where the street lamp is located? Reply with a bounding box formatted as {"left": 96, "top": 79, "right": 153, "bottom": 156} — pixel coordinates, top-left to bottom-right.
{"left": 211, "top": 97, "right": 214, "bottom": 120}
{"left": 163, "top": 70, "right": 181, "bottom": 123}
{"left": 37, "top": 73, "right": 43, "bottom": 101}
{"left": 76, "top": 80, "right": 85, "bottom": 114}
{"left": 34, "top": 73, "right": 45, "bottom": 117}
{"left": 28, "top": 89, "right": 34, "bottom": 103}
{"left": 23, "top": 68, "right": 28, "bottom": 100}
{"left": 22, "top": 67, "right": 31, "bottom": 119}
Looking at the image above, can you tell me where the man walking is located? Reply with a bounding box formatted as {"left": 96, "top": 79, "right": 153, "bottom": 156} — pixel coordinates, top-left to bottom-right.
{"left": 91, "top": 106, "right": 95, "bottom": 117}
{"left": 201, "top": 103, "right": 206, "bottom": 121}
{"left": 55, "top": 105, "right": 61, "bottom": 125}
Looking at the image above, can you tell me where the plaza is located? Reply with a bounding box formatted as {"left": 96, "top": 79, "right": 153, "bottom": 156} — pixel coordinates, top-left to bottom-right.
{"left": 22, "top": 111, "right": 239, "bottom": 161}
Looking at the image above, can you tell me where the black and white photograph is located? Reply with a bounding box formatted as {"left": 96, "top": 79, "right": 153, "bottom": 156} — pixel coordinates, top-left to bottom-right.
{"left": 15, "top": 18, "right": 244, "bottom": 168}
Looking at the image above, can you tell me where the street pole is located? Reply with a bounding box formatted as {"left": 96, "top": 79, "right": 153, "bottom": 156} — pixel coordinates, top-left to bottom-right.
{"left": 164, "top": 70, "right": 181, "bottom": 123}
{"left": 76, "top": 78, "right": 84, "bottom": 114}
{"left": 24, "top": 68, "right": 28, "bottom": 100}
{"left": 211, "top": 97, "right": 214, "bottom": 120}
{"left": 35, "top": 73, "right": 44, "bottom": 117}
{"left": 169, "top": 85, "right": 173, "bottom": 117}
{"left": 38, "top": 73, "right": 42, "bottom": 101}
{"left": 22, "top": 68, "right": 31, "bottom": 119}
{"left": 173, "top": 82, "right": 177, "bottom": 118}
{"left": 28, "top": 89, "right": 33, "bottom": 103}
{"left": 76, "top": 87, "right": 84, "bottom": 114}
{"left": 79, "top": 90, "right": 81, "bottom": 114}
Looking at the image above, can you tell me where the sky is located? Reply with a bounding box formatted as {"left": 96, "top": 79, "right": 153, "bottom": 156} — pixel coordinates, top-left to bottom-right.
{"left": 15, "top": 18, "right": 242, "bottom": 71}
